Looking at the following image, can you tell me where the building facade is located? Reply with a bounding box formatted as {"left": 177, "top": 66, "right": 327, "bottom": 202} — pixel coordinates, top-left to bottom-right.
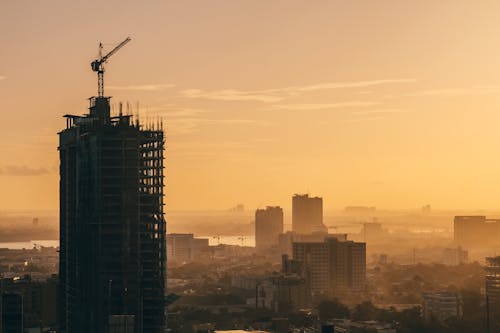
{"left": 421, "top": 292, "right": 463, "bottom": 322}
{"left": 454, "top": 216, "right": 500, "bottom": 249}
{"left": 255, "top": 206, "right": 284, "bottom": 252}
{"left": 166, "top": 233, "right": 209, "bottom": 262}
{"left": 292, "top": 238, "right": 366, "bottom": 296}
{"left": 292, "top": 194, "right": 325, "bottom": 234}
{"left": 58, "top": 96, "right": 166, "bottom": 333}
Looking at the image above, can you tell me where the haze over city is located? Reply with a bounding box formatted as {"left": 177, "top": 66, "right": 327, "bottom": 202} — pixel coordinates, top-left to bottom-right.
{"left": 5, "top": 1, "right": 500, "bottom": 333}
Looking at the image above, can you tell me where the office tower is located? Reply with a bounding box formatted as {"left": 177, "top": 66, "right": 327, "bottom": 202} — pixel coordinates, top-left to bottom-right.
{"left": 454, "top": 216, "right": 500, "bottom": 249}
{"left": 292, "top": 194, "right": 326, "bottom": 234}
{"left": 292, "top": 238, "right": 366, "bottom": 296}
{"left": 1, "top": 292, "right": 23, "bottom": 333}
{"left": 59, "top": 96, "right": 166, "bottom": 333}
{"left": 255, "top": 206, "right": 284, "bottom": 251}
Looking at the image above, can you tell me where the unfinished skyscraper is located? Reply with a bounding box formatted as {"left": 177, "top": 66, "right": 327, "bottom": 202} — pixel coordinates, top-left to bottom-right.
{"left": 58, "top": 39, "right": 166, "bottom": 333}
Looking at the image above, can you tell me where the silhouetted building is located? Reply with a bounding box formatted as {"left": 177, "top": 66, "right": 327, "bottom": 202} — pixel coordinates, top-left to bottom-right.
{"left": 255, "top": 206, "right": 284, "bottom": 252}
{"left": 454, "top": 216, "right": 500, "bottom": 249}
{"left": 292, "top": 194, "right": 325, "bottom": 234}
{"left": 421, "top": 292, "right": 463, "bottom": 322}
{"left": 292, "top": 238, "right": 366, "bottom": 296}
{"left": 1, "top": 292, "right": 23, "bottom": 333}
{"left": 166, "top": 234, "right": 209, "bottom": 262}
{"left": 58, "top": 96, "right": 166, "bottom": 333}
{"left": 362, "top": 221, "right": 384, "bottom": 242}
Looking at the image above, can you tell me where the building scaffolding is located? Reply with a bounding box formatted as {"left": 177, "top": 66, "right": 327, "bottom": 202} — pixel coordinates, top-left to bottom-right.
{"left": 59, "top": 96, "right": 166, "bottom": 333}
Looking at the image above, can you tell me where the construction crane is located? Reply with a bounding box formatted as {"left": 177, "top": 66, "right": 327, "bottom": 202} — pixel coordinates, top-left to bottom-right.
{"left": 91, "top": 37, "right": 131, "bottom": 97}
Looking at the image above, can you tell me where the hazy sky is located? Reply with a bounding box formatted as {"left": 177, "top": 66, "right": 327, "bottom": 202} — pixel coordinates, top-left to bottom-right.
{"left": 3, "top": 1, "right": 500, "bottom": 211}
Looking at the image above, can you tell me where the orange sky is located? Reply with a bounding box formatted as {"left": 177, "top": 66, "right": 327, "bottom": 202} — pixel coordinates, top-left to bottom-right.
{"left": 2, "top": 1, "right": 500, "bottom": 211}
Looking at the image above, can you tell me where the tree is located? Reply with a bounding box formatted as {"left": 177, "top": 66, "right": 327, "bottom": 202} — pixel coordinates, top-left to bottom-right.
{"left": 318, "top": 299, "right": 350, "bottom": 321}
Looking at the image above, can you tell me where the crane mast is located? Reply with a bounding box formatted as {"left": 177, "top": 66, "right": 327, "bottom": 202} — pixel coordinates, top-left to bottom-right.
{"left": 91, "top": 37, "right": 131, "bottom": 97}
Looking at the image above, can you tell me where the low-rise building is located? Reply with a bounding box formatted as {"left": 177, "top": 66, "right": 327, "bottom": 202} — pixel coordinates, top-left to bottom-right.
{"left": 421, "top": 292, "right": 463, "bottom": 322}
{"left": 167, "top": 233, "right": 210, "bottom": 263}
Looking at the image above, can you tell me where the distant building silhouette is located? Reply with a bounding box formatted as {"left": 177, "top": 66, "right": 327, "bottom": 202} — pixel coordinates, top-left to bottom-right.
{"left": 292, "top": 194, "right": 326, "bottom": 234}
{"left": 166, "top": 234, "right": 209, "bottom": 262}
{"left": 454, "top": 216, "right": 500, "bottom": 249}
{"left": 344, "top": 206, "right": 376, "bottom": 215}
{"left": 255, "top": 206, "right": 283, "bottom": 252}
{"left": 58, "top": 96, "right": 166, "bottom": 333}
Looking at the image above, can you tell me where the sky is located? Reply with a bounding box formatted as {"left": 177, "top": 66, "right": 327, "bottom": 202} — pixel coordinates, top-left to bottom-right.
{"left": 2, "top": 0, "right": 500, "bottom": 211}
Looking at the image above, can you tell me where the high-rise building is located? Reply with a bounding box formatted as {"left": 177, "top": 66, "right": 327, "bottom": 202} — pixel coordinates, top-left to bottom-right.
{"left": 292, "top": 194, "right": 325, "bottom": 234}
{"left": 454, "top": 216, "right": 500, "bottom": 249}
{"left": 255, "top": 206, "right": 284, "bottom": 251}
{"left": 58, "top": 96, "right": 166, "bottom": 333}
{"left": 292, "top": 237, "right": 366, "bottom": 296}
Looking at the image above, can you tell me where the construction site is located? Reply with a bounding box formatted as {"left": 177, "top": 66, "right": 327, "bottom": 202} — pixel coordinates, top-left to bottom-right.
{"left": 58, "top": 38, "right": 166, "bottom": 333}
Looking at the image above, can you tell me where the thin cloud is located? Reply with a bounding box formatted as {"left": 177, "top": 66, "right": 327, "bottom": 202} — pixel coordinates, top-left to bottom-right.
{"left": 181, "top": 79, "right": 415, "bottom": 102}
{"left": 411, "top": 86, "right": 500, "bottom": 97}
{"left": 270, "top": 101, "right": 378, "bottom": 110}
{"left": 166, "top": 118, "right": 258, "bottom": 135}
{"left": 344, "top": 116, "right": 386, "bottom": 123}
{"left": 145, "top": 105, "right": 209, "bottom": 117}
{"left": 0, "top": 165, "right": 50, "bottom": 176}
{"left": 0, "top": 76, "right": 5, "bottom": 80}
{"left": 350, "top": 108, "right": 407, "bottom": 114}
{"left": 107, "top": 84, "right": 175, "bottom": 91}
{"left": 182, "top": 89, "right": 282, "bottom": 102}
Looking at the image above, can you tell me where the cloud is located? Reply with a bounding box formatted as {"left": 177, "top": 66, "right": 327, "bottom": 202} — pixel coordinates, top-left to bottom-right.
{"left": 269, "top": 101, "right": 378, "bottom": 110}
{"left": 181, "top": 79, "right": 415, "bottom": 102}
{"left": 0, "top": 76, "right": 5, "bottom": 80}
{"left": 107, "top": 84, "right": 175, "bottom": 91}
{"left": 411, "top": 86, "right": 500, "bottom": 97}
{"left": 182, "top": 89, "right": 282, "bottom": 102}
{"left": 144, "top": 105, "right": 209, "bottom": 117}
{"left": 349, "top": 108, "right": 407, "bottom": 114}
{"left": 0, "top": 165, "right": 50, "bottom": 176}
{"left": 166, "top": 118, "right": 258, "bottom": 135}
